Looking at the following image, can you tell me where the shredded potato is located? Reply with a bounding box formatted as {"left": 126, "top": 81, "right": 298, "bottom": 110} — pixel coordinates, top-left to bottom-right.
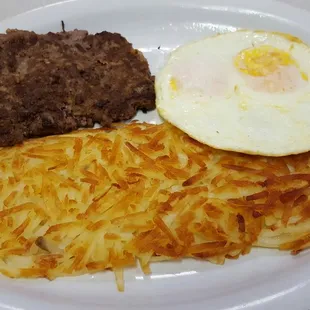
{"left": 0, "top": 122, "right": 310, "bottom": 290}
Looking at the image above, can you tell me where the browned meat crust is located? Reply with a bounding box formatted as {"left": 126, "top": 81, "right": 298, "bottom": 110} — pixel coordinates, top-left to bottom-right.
{"left": 0, "top": 29, "right": 155, "bottom": 146}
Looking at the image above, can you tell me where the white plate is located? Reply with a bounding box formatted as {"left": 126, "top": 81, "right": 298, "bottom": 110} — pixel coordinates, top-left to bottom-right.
{"left": 0, "top": 0, "right": 310, "bottom": 309}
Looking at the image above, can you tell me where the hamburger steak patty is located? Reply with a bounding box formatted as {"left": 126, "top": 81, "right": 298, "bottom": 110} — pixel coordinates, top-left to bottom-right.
{"left": 0, "top": 29, "right": 155, "bottom": 146}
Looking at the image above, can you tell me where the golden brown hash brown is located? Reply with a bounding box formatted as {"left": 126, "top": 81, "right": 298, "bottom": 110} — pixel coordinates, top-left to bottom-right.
{"left": 0, "top": 122, "right": 310, "bottom": 290}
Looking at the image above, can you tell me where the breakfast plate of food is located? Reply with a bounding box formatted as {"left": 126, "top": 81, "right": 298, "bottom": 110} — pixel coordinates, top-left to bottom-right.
{"left": 0, "top": 0, "right": 310, "bottom": 309}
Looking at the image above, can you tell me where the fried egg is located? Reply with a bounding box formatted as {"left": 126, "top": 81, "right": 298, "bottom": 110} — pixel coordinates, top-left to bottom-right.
{"left": 155, "top": 30, "right": 310, "bottom": 156}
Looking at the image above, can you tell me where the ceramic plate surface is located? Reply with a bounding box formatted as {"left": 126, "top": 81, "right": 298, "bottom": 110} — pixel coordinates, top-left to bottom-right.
{"left": 0, "top": 1, "right": 310, "bottom": 309}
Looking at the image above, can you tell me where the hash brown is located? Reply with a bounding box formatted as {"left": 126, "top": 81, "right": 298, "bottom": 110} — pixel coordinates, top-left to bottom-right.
{"left": 0, "top": 122, "right": 310, "bottom": 291}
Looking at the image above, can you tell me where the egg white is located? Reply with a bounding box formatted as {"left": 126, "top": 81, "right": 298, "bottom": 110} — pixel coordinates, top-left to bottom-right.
{"left": 155, "top": 30, "right": 310, "bottom": 156}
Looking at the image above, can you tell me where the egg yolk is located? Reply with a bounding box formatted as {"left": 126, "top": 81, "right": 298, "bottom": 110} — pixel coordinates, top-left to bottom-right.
{"left": 170, "top": 77, "right": 178, "bottom": 91}
{"left": 234, "top": 45, "right": 308, "bottom": 81}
